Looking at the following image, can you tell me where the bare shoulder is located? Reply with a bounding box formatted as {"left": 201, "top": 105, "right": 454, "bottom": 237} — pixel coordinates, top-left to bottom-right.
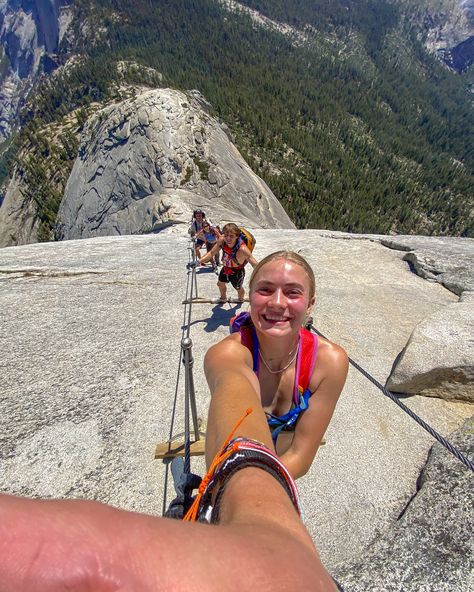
{"left": 305, "top": 336, "right": 348, "bottom": 397}
{"left": 205, "top": 333, "right": 251, "bottom": 369}
{"left": 204, "top": 333, "right": 256, "bottom": 392}
{"left": 314, "top": 336, "right": 349, "bottom": 378}
{"left": 318, "top": 336, "right": 347, "bottom": 363}
{"left": 238, "top": 242, "right": 252, "bottom": 258}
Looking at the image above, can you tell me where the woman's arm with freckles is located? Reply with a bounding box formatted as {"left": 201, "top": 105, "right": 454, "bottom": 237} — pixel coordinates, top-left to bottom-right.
{"left": 279, "top": 340, "right": 349, "bottom": 479}
{"left": 204, "top": 337, "right": 274, "bottom": 464}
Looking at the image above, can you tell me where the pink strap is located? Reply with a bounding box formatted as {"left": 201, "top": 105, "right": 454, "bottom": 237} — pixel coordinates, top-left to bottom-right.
{"left": 293, "top": 329, "right": 318, "bottom": 404}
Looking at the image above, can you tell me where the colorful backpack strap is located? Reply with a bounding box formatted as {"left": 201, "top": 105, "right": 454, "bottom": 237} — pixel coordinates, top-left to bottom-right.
{"left": 230, "top": 312, "right": 259, "bottom": 373}
{"left": 246, "top": 326, "right": 259, "bottom": 373}
{"left": 293, "top": 328, "right": 318, "bottom": 404}
{"left": 231, "top": 236, "right": 244, "bottom": 265}
{"left": 230, "top": 311, "right": 251, "bottom": 333}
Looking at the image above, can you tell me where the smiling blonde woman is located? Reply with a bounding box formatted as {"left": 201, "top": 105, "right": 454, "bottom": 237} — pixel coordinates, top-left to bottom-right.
{"left": 204, "top": 250, "right": 348, "bottom": 479}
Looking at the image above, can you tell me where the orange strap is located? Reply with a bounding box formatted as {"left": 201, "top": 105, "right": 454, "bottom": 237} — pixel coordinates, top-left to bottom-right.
{"left": 183, "top": 408, "right": 253, "bottom": 522}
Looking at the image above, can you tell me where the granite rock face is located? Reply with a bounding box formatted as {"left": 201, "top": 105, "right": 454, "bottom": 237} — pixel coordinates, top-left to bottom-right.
{"left": 418, "top": 0, "right": 474, "bottom": 72}
{"left": 0, "top": 0, "right": 72, "bottom": 140}
{"left": 382, "top": 236, "right": 474, "bottom": 402}
{"left": 333, "top": 418, "right": 474, "bottom": 592}
{"left": 387, "top": 293, "right": 474, "bottom": 402}
{"left": 56, "top": 88, "right": 294, "bottom": 240}
{"left": 0, "top": 171, "right": 40, "bottom": 245}
{"left": 303, "top": 233, "right": 474, "bottom": 403}
{"left": 382, "top": 236, "right": 474, "bottom": 296}
{"left": 1, "top": 230, "right": 472, "bottom": 589}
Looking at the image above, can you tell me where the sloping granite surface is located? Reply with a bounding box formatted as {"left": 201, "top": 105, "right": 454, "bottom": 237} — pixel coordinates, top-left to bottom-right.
{"left": 1, "top": 229, "right": 472, "bottom": 588}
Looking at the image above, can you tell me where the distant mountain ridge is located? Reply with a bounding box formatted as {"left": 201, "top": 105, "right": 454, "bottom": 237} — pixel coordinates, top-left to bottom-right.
{"left": 0, "top": 0, "right": 72, "bottom": 140}
{"left": 0, "top": 0, "right": 473, "bottom": 242}
{"left": 1, "top": 0, "right": 472, "bottom": 142}
{"left": 404, "top": 0, "right": 474, "bottom": 72}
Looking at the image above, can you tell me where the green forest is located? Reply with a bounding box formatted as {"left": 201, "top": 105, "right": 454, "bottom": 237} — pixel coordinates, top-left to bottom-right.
{"left": 4, "top": 0, "right": 474, "bottom": 238}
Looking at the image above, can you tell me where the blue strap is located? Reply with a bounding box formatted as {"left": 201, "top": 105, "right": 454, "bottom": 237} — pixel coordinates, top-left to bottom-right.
{"left": 251, "top": 326, "right": 259, "bottom": 373}
{"left": 266, "top": 388, "right": 312, "bottom": 444}
{"left": 231, "top": 236, "right": 243, "bottom": 264}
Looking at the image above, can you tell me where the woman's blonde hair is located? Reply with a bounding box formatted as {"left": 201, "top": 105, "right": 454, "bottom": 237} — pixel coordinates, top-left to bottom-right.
{"left": 249, "top": 251, "right": 316, "bottom": 299}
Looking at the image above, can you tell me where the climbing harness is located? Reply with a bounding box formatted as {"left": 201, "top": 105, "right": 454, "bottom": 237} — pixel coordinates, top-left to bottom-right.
{"left": 306, "top": 321, "right": 474, "bottom": 473}
{"left": 230, "top": 312, "right": 319, "bottom": 444}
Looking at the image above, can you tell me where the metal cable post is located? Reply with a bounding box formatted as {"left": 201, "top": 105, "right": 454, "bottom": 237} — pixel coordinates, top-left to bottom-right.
{"left": 182, "top": 337, "right": 201, "bottom": 473}
{"left": 190, "top": 239, "right": 199, "bottom": 300}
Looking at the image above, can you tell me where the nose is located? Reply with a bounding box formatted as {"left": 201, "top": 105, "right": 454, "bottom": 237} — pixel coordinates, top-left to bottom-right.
{"left": 269, "top": 288, "right": 286, "bottom": 308}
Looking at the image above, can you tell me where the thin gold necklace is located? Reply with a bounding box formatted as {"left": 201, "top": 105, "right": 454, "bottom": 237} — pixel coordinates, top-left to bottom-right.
{"left": 259, "top": 341, "right": 299, "bottom": 374}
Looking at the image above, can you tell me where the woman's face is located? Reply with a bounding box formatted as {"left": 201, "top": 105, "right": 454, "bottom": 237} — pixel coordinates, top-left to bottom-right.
{"left": 249, "top": 260, "right": 314, "bottom": 338}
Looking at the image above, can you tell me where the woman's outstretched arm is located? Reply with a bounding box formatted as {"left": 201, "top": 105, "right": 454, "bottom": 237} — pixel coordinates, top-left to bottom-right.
{"left": 204, "top": 336, "right": 272, "bottom": 463}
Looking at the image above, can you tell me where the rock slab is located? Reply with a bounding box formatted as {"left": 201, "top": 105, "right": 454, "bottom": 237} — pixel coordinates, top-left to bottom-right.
{"left": 0, "top": 230, "right": 472, "bottom": 588}
{"left": 387, "top": 293, "right": 474, "bottom": 402}
{"left": 56, "top": 88, "right": 294, "bottom": 240}
{"left": 333, "top": 418, "right": 474, "bottom": 592}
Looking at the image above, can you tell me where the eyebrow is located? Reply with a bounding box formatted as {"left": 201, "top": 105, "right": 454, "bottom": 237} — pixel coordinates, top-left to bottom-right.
{"left": 254, "top": 280, "right": 305, "bottom": 290}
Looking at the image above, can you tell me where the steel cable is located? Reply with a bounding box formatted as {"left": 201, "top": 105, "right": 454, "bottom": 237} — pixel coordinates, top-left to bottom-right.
{"left": 309, "top": 324, "right": 474, "bottom": 472}
{"left": 161, "top": 240, "right": 198, "bottom": 514}
{"left": 183, "top": 241, "right": 198, "bottom": 474}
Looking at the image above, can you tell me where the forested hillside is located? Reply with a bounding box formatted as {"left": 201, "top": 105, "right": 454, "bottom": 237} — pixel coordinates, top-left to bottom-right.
{"left": 4, "top": 0, "right": 474, "bottom": 237}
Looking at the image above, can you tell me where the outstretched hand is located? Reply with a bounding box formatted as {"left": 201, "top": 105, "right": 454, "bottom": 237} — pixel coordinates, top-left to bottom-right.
{"left": 0, "top": 493, "right": 229, "bottom": 591}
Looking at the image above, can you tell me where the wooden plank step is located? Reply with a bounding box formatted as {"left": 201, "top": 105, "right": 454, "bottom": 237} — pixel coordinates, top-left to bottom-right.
{"left": 155, "top": 438, "right": 206, "bottom": 459}
{"left": 182, "top": 297, "right": 249, "bottom": 305}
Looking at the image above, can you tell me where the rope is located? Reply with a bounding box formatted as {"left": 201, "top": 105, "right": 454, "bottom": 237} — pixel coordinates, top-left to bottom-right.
{"left": 308, "top": 324, "right": 474, "bottom": 473}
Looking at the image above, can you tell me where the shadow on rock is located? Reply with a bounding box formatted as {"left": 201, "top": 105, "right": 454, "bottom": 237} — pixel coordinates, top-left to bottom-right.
{"left": 186, "top": 304, "right": 243, "bottom": 332}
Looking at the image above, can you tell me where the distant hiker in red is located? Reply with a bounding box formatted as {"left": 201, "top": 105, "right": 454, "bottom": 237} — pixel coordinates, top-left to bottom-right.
{"left": 205, "top": 251, "right": 348, "bottom": 479}
{"left": 200, "top": 222, "right": 257, "bottom": 302}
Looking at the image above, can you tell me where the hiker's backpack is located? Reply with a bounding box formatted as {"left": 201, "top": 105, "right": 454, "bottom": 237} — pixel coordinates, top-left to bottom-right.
{"left": 222, "top": 228, "right": 256, "bottom": 269}
{"left": 229, "top": 228, "right": 256, "bottom": 265}
{"left": 238, "top": 228, "right": 256, "bottom": 253}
